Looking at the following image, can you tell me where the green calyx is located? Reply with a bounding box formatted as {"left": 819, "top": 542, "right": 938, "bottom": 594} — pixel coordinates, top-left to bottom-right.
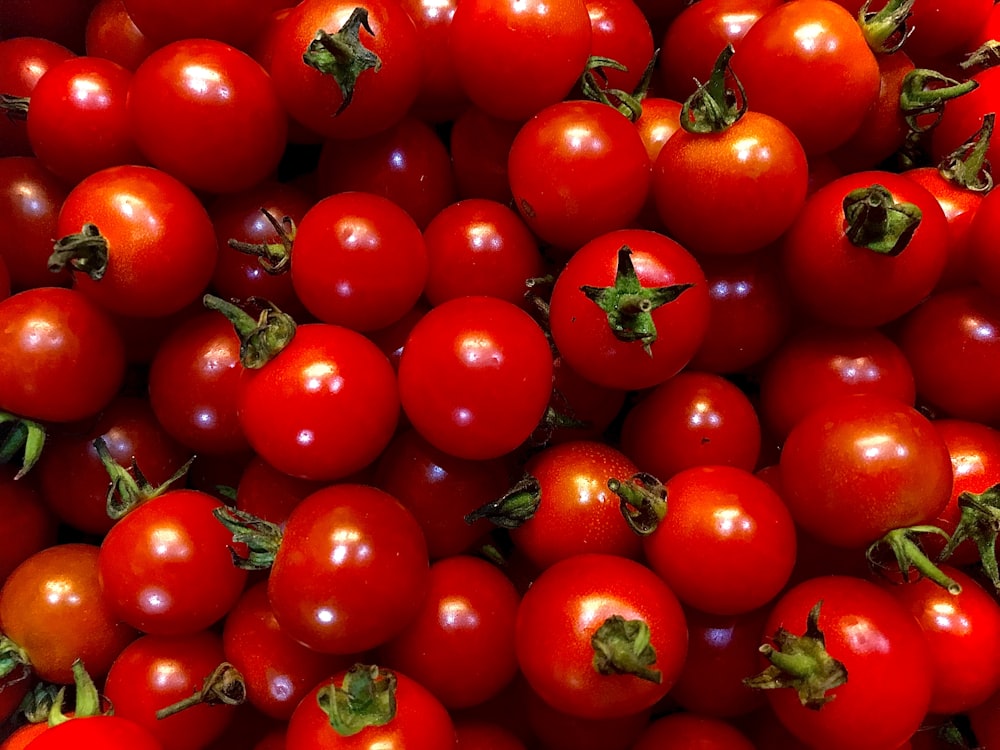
{"left": 228, "top": 209, "right": 296, "bottom": 274}
{"left": 857, "top": 0, "right": 915, "bottom": 54}
{"left": 48, "top": 224, "right": 110, "bottom": 281}
{"left": 900, "top": 70, "right": 979, "bottom": 134}
{"left": 302, "top": 7, "right": 382, "bottom": 116}
{"left": 679, "top": 44, "right": 746, "bottom": 134}
{"left": 0, "top": 412, "right": 45, "bottom": 479}
{"left": 744, "top": 601, "right": 848, "bottom": 710}
{"left": 580, "top": 246, "right": 694, "bottom": 356}
{"left": 95, "top": 437, "right": 194, "bottom": 520}
{"left": 937, "top": 112, "right": 995, "bottom": 193}
{"left": 49, "top": 660, "right": 105, "bottom": 726}
{"left": 464, "top": 474, "right": 542, "bottom": 529}
{"left": 317, "top": 664, "right": 398, "bottom": 737}
{"left": 867, "top": 526, "right": 962, "bottom": 594}
{"left": 578, "top": 54, "right": 654, "bottom": 122}
{"left": 211, "top": 505, "right": 283, "bottom": 570}
{"left": 939, "top": 483, "right": 1000, "bottom": 591}
{"left": 609, "top": 472, "right": 667, "bottom": 536}
{"left": 155, "top": 662, "right": 246, "bottom": 720}
{"left": 202, "top": 294, "right": 296, "bottom": 370}
{"left": 0, "top": 637, "right": 29, "bottom": 683}
{"left": 591, "top": 615, "right": 662, "bottom": 684}
{"left": 842, "top": 184, "right": 922, "bottom": 256}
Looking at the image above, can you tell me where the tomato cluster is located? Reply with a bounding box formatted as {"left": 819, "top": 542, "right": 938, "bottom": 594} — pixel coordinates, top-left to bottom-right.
{"left": 3, "top": 0, "right": 1000, "bottom": 748}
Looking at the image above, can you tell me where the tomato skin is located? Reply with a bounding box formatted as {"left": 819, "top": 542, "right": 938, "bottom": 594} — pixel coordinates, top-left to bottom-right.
{"left": 778, "top": 394, "right": 953, "bottom": 549}
{"left": 0, "top": 37, "right": 76, "bottom": 158}
{"left": 522, "top": 685, "right": 652, "bottom": 750}
{"left": 781, "top": 171, "right": 950, "bottom": 328}
{"left": 286, "top": 668, "right": 457, "bottom": 750}
{"left": 98, "top": 490, "right": 249, "bottom": 635}
{"left": 653, "top": 112, "right": 808, "bottom": 256}
{"left": 508, "top": 100, "right": 652, "bottom": 251}
{"left": 732, "top": 0, "right": 881, "bottom": 156}
{"left": 631, "top": 713, "right": 756, "bottom": 750}
{"left": 449, "top": 0, "right": 592, "bottom": 122}
{"left": 397, "top": 296, "right": 554, "bottom": 461}
{"left": 968, "top": 184, "right": 1000, "bottom": 297}
{"left": 121, "top": 0, "right": 293, "bottom": 48}
{"left": 0, "top": 286, "right": 125, "bottom": 423}
{"left": 268, "top": 484, "right": 430, "bottom": 654}
{"left": 269, "top": 0, "right": 423, "bottom": 140}
{"left": 85, "top": 0, "right": 156, "bottom": 71}
{"left": 548, "top": 228, "right": 711, "bottom": 391}
{"left": 514, "top": 553, "right": 688, "bottom": 719}
{"left": 23, "top": 716, "right": 164, "bottom": 750}
{"left": 56, "top": 165, "right": 218, "bottom": 318}
{"left": 397, "top": 0, "right": 466, "bottom": 122}
{"left": 454, "top": 720, "right": 526, "bottom": 750}
{"left": 584, "top": 0, "right": 654, "bottom": 94}
{"left": 0, "top": 468, "right": 57, "bottom": 585}
{"left": 0, "top": 158, "right": 68, "bottom": 291}
{"left": 644, "top": 466, "right": 797, "bottom": 615}
{"left": 759, "top": 576, "right": 933, "bottom": 750}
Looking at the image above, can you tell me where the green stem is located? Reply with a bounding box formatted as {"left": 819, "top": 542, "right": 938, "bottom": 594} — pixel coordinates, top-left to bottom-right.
{"left": 578, "top": 56, "right": 646, "bottom": 122}
{"left": 937, "top": 112, "right": 995, "bottom": 193}
{"left": 316, "top": 665, "right": 397, "bottom": 737}
{"left": 155, "top": 663, "right": 246, "bottom": 719}
{"left": 679, "top": 45, "right": 746, "bottom": 134}
{"left": 842, "top": 184, "right": 922, "bottom": 256}
{"left": 48, "top": 223, "right": 110, "bottom": 280}
{"left": 464, "top": 475, "right": 541, "bottom": 529}
{"left": 50, "top": 660, "right": 104, "bottom": 726}
{"left": 867, "top": 526, "right": 962, "bottom": 594}
{"left": 609, "top": 472, "right": 667, "bottom": 536}
{"left": 0, "top": 412, "right": 45, "bottom": 479}
{"left": 227, "top": 209, "right": 295, "bottom": 274}
{"left": 202, "top": 294, "right": 297, "bottom": 370}
{"left": 900, "top": 70, "right": 979, "bottom": 134}
{"left": 302, "top": 7, "right": 382, "bottom": 116}
{"left": 857, "top": 0, "right": 915, "bottom": 53}
{"left": 962, "top": 40, "right": 1000, "bottom": 71}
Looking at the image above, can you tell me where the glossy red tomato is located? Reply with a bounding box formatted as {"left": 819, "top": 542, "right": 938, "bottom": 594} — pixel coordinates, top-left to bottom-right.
{"left": 0, "top": 467, "right": 56, "bottom": 585}
{"left": 522, "top": 684, "right": 652, "bottom": 750}
{"left": 85, "top": 0, "right": 156, "bottom": 71}
{"left": 397, "top": 296, "right": 554, "bottom": 460}
{"left": 508, "top": 100, "right": 652, "bottom": 251}
{"left": 453, "top": 720, "right": 527, "bottom": 750}
{"left": 0, "top": 37, "right": 75, "bottom": 158}
{"left": 778, "top": 394, "right": 953, "bottom": 548}
{"left": 128, "top": 39, "right": 287, "bottom": 194}
{"left": 968, "top": 182, "right": 1000, "bottom": 297}
{"left": 54, "top": 164, "right": 218, "bottom": 318}
{"left": 268, "top": 0, "right": 423, "bottom": 139}
{"left": 98, "top": 490, "right": 249, "bottom": 635}
{"left": 0, "top": 287, "right": 125, "bottom": 422}
{"left": 286, "top": 666, "right": 457, "bottom": 750}
{"left": 396, "top": 0, "right": 466, "bottom": 121}
{"left": 449, "top": 105, "right": 519, "bottom": 203}
{"left": 121, "top": 0, "right": 292, "bottom": 47}
{"left": 515, "top": 553, "right": 688, "bottom": 719}
{"left": 234, "top": 455, "right": 326, "bottom": 529}
{"left": 732, "top": 0, "right": 881, "bottom": 155}
{"left": 449, "top": 0, "right": 592, "bottom": 121}
{"left": 753, "top": 576, "right": 933, "bottom": 750}
{"left": 290, "top": 191, "right": 428, "bottom": 332}
{"left": 583, "top": 0, "right": 654, "bottom": 94}
{"left": 236, "top": 322, "right": 400, "bottom": 481}
{"left": 631, "top": 713, "right": 756, "bottom": 750}
{"left": 23, "top": 716, "right": 164, "bottom": 750}
{"left": 0, "top": 544, "right": 137, "bottom": 684}
{"left": 264, "top": 484, "right": 430, "bottom": 654}
{"left": 548, "top": 228, "right": 710, "bottom": 391}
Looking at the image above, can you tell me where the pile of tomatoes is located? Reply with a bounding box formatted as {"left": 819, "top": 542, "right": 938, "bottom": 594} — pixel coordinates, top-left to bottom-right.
{"left": 3, "top": 0, "right": 1000, "bottom": 747}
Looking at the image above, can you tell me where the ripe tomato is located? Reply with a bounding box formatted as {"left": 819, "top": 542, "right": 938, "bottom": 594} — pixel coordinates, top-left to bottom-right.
{"left": 0, "top": 37, "right": 75, "bottom": 158}
{"left": 967, "top": 181, "right": 1000, "bottom": 297}
{"left": 751, "top": 576, "right": 933, "bottom": 750}
{"left": 585, "top": 0, "right": 654, "bottom": 94}
{"left": 54, "top": 165, "right": 218, "bottom": 318}
{"left": 515, "top": 553, "right": 688, "bottom": 719}
{"left": 0, "top": 287, "right": 125, "bottom": 423}
{"left": 449, "top": 105, "right": 520, "bottom": 203}
{"left": 396, "top": 0, "right": 466, "bottom": 121}
{"left": 931, "top": 67, "right": 1000, "bottom": 172}
{"left": 23, "top": 716, "right": 164, "bottom": 750}
{"left": 84, "top": 0, "right": 156, "bottom": 71}
{"left": 397, "top": 296, "right": 553, "bottom": 460}
{"left": 778, "top": 394, "right": 953, "bottom": 548}
{"left": 0, "top": 467, "right": 56, "bottom": 585}
{"left": 120, "top": 0, "right": 293, "bottom": 47}
{"left": 630, "top": 713, "right": 756, "bottom": 750}
{"left": 548, "top": 228, "right": 710, "bottom": 391}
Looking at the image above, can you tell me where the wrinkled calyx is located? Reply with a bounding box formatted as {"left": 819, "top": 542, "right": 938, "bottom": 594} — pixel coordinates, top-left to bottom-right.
{"left": 591, "top": 615, "right": 662, "bottom": 684}
{"left": 317, "top": 664, "right": 398, "bottom": 737}
{"left": 609, "top": 472, "right": 667, "bottom": 535}
{"left": 857, "top": 0, "right": 914, "bottom": 54}
{"left": 155, "top": 662, "right": 246, "bottom": 719}
{"left": 212, "top": 505, "right": 284, "bottom": 570}
{"left": 303, "top": 7, "right": 382, "bottom": 116}
{"left": 679, "top": 44, "right": 746, "bottom": 134}
{"left": 842, "top": 184, "right": 922, "bottom": 256}
{"left": 202, "top": 294, "right": 297, "bottom": 370}
{"left": 939, "top": 483, "right": 1000, "bottom": 591}
{"left": 48, "top": 224, "right": 110, "bottom": 281}
{"left": 867, "top": 526, "right": 962, "bottom": 594}
{"left": 228, "top": 209, "right": 296, "bottom": 274}
{"left": 900, "top": 70, "right": 979, "bottom": 134}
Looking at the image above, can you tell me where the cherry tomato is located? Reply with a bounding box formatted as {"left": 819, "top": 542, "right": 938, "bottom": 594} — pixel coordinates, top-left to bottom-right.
{"left": 84, "top": 0, "right": 156, "bottom": 71}
{"left": 23, "top": 716, "right": 164, "bottom": 750}
{"left": 585, "top": 0, "right": 655, "bottom": 94}
{"left": 235, "top": 455, "right": 326, "bottom": 530}
{"left": 454, "top": 720, "right": 526, "bottom": 750}
{"left": 0, "top": 468, "right": 56, "bottom": 585}
{"left": 0, "top": 166, "right": 72, "bottom": 292}
{"left": 120, "top": 0, "right": 293, "bottom": 47}
{"left": 0, "top": 37, "right": 75, "bottom": 158}
{"left": 397, "top": 0, "right": 467, "bottom": 121}
{"left": 631, "top": 713, "right": 756, "bottom": 750}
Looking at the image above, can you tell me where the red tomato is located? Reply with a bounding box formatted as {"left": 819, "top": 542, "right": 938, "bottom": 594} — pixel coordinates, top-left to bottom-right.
{"left": 514, "top": 553, "right": 688, "bottom": 719}
{"left": 931, "top": 67, "right": 1000, "bottom": 172}
{"left": 0, "top": 37, "right": 75, "bottom": 158}
{"left": 454, "top": 720, "right": 526, "bottom": 750}
{"left": 584, "top": 0, "right": 655, "bottom": 94}
{"left": 268, "top": 0, "right": 423, "bottom": 139}
{"left": 0, "top": 287, "right": 125, "bottom": 423}
{"left": 84, "top": 0, "right": 156, "bottom": 71}
{"left": 54, "top": 165, "right": 218, "bottom": 318}
{"left": 120, "top": 0, "right": 292, "bottom": 47}
{"left": 128, "top": 39, "right": 287, "bottom": 194}
{"left": 631, "top": 713, "right": 756, "bottom": 750}
{"left": 397, "top": 296, "right": 554, "bottom": 460}
{"left": 23, "top": 716, "right": 164, "bottom": 750}
{"left": 778, "top": 394, "right": 953, "bottom": 548}
{"left": 234, "top": 455, "right": 326, "bottom": 529}
{"left": 448, "top": 0, "right": 592, "bottom": 121}
{"left": 548, "top": 228, "right": 710, "bottom": 391}
{"left": 0, "top": 467, "right": 56, "bottom": 585}
{"left": 753, "top": 576, "right": 933, "bottom": 750}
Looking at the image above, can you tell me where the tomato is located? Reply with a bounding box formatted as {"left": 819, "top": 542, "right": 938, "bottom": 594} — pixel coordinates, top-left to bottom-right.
{"left": 751, "top": 575, "right": 933, "bottom": 750}
{"left": 103, "top": 631, "right": 239, "bottom": 750}
{"left": 0, "top": 157, "right": 70, "bottom": 291}
{"left": 314, "top": 116, "right": 457, "bottom": 229}
{"left": 778, "top": 394, "right": 953, "bottom": 548}
{"left": 286, "top": 666, "right": 457, "bottom": 750}
{"left": 897, "top": 285, "right": 1000, "bottom": 425}
{"left": 54, "top": 165, "right": 218, "bottom": 318}
{"left": 84, "top": 0, "right": 156, "bottom": 71}
{"left": 931, "top": 67, "right": 1000, "bottom": 172}
{"left": 522, "top": 684, "right": 652, "bottom": 750}
{"left": 377, "top": 556, "right": 520, "bottom": 709}
{"left": 290, "top": 191, "right": 428, "bottom": 332}
{"left": 35, "top": 395, "right": 190, "bottom": 535}
{"left": 620, "top": 371, "right": 762, "bottom": 480}
{"left": 23, "top": 716, "right": 164, "bottom": 750}
{"left": 234, "top": 455, "right": 326, "bottom": 529}
{"left": 631, "top": 713, "right": 756, "bottom": 750}
{"left": 644, "top": 465, "right": 797, "bottom": 614}
{"left": 448, "top": 0, "right": 592, "bottom": 122}
{"left": 260, "top": 484, "right": 429, "bottom": 654}
{"left": 0, "top": 37, "right": 75, "bottom": 158}
{"left": 236, "top": 322, "right": 400, "bottom": 481}
{"left": 454, "top": 720, "right": 526, "bottom": 750}
{"left": 968, "top": 181, "right": 1000, "bottom": 297}
{"left": 422, "top": 198, "right": 545, "bottom": 308}
{"left": 508, "top": 100, "right": 652, "bottom": 251}
{"left": 0, "top": 468, "right": 56, "bottom": 585}
{"left": 0, "top": 287, "right": 125, "bottom": 423}
{"left": 757, "top": 325, "right": 916, "bottom": 441}
{"left": 970, "top": 690, "right": 1000, "bottom": 750}
{"left": 397, "top": 296, "right": 553, "bottom": 460}
{"left": 731, "top": 0, "right": 881, "bottom": 155}
{"left": 0, "top": 544, "right": 137, "bottom": 683}
{"left": 223, "top": 582, "right": 354, "bottom": 721}
{"left": 781, "top": 171, "right": 950, "bottom": 327}
{"left": 584, "top": 0, "right": 654, "bottom": 95}
{"left": 24, "top": 56, "right": 141, "bottom": 185}
{"left": 515, "top": 553, "right": 688, "bottom": 719}
{"left": 449, "top": 105, "right": 519, "bottom": 203}
{"left": 548, "top": 228, "right": 710, "bottom": 391}
{"left": 98, "top": 490, "right": 248, "bottom": 635}
{"left": 268, "top": 0, "right": 423, "bottom": 139}
{"left": 128, "top": 39, "right": 287, "bottom": 194}
{"left": 396, "top": 0, "right": 466, "bottom": 122}
{"left": 121, "top": 0, "right": 292, "bottom": 48}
